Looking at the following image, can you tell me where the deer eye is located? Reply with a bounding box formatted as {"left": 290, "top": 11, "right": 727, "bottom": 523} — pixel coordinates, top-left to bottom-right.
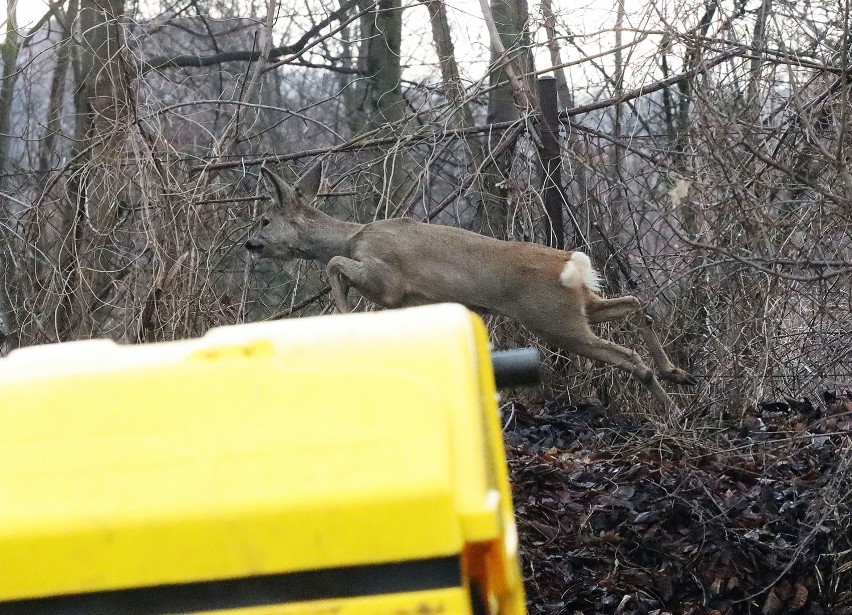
{"left": 261, "top": 217, "right": 271, "bottom": 227}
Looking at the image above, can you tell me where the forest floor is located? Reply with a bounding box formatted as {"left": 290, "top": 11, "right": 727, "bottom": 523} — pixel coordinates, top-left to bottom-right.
{"left": 504, "top": 392, "right": 852, "bottom": 615}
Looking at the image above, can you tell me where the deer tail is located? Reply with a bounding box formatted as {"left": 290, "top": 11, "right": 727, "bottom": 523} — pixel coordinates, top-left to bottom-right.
{"left": 559, "top": 251, "right": 601, "bottom": 293}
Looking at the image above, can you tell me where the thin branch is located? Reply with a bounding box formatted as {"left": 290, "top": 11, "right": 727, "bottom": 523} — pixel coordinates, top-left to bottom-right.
{"left": 140, "top": 0, "right": 361, "bottom": 73}
{"left": 559, "top": 48, "right": 739, "bottom": 118}
{"left": 190, "top": 120, "right": 520, "bottom": 173}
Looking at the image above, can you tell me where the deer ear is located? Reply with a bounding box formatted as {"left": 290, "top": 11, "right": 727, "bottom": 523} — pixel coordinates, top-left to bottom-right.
{"left": 294, "top": 161, "right": 323, "bottom": 201}
{"left": 260, "top": 166, "right": 297, "bottom": 210}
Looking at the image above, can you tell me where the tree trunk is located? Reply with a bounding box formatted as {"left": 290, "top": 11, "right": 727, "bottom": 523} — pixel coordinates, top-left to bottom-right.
{"left": 746, "top": 0, "right": 772, "bottom": 111}
{"left": 480, "top": 0, "right": 536, "bottom": 237}
{"left": 422, "top": 0, "right": 483, "bottom": 168}
{"left": 420, "top": 0, "right": 488, "bottom": 221}
{"left": 537, "top": 76, "right": 564, "bottom": 249}
{"left": 40, "top": 0, "right": 79, "bottom": 171}
{"left": 540, "top": 0, "right": 572, "bottom": 108}
{"left": 0, "top": 0, "right": 21, "bottom": 173}
{"left": 350, "top": 0, "right": 413, "bottom": 217}
{"left": 75, "top": 0, "right": 130, "bottom": 150}
{"left": 56, "top": 0, "right": 130, "bottom": 340}
{"left": 360, "top": 0, "right": 405, "bottom": 127}
{"left": 486, "top": 0, "right": 535, "bottom": 124}
{"left": 603, "top": 0, "right": 627, "bottom": 291}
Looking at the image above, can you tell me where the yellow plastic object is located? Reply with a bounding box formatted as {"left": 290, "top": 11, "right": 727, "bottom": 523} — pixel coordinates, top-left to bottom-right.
{"left": 0, "top": 304, "right": 525, "bottom": 614}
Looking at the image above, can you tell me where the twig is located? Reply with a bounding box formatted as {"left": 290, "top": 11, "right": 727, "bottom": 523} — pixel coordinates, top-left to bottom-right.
{"left": 270, "top": 286, "right": 331, "bottom": 319}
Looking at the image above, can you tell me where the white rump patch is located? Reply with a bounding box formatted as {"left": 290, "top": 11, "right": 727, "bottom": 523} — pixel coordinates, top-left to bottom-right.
{"left": 559, "top": 252, "right": 601, "bottom": 293}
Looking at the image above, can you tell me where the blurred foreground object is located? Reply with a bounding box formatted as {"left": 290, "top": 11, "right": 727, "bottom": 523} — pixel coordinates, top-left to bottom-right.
{"left": 0, "top": 304, "right": 527, "bottom": 615}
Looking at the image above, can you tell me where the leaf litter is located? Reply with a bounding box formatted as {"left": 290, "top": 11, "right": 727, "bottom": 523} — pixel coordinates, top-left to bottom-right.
{"left": 503, "top": 391, "right": 852, "bottom": 615}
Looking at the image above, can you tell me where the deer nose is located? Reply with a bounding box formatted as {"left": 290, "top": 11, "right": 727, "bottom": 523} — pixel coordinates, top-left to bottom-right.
{"left": 245, "top": 238, "right": 265, "bottom": 252}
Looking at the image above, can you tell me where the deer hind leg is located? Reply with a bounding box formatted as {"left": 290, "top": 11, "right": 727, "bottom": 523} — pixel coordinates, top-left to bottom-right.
{"left": 587, "top": 295, "right": 697, "bottom": 387}
{"left": 545, "top": 326, "right": 676, "bottom": 410}
{"left": 586, "top": 295, "right": 643, "bottom": 324}
{"left": 326, "top": 256, "right": 407, "bottom": 313}
{"left": 633, "top": 313, "right": 697, "bottom": 386}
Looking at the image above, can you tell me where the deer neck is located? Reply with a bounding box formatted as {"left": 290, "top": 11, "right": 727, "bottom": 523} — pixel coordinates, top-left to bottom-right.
{"left": 297, "top": 210, "right": 363, "bottom": 264}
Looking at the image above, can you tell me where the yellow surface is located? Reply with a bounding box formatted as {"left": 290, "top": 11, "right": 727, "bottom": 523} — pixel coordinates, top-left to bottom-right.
{"left": 0, "top": 304, "right": 525, "bottom": 613}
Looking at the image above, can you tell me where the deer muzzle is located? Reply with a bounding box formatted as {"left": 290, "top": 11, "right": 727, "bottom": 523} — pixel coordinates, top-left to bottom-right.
{"left": 245, "top": 238, "right": 265, "bottom": 254}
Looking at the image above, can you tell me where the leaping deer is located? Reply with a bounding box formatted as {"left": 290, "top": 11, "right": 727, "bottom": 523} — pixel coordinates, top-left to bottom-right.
{"left": 245, "top": 164, "right": 697, "bottom": 409}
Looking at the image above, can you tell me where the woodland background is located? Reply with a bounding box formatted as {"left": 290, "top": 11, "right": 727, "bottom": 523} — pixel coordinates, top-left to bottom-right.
{"left": 0, "top": 0, "right": 850, "bottom": 611}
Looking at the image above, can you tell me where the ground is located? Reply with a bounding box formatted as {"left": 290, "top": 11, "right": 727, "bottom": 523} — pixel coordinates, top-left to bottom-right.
{"left": 503, "top": 393, "right": 852, "bottom": 615}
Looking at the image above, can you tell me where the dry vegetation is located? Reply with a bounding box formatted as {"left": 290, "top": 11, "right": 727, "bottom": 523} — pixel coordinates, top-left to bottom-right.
{"left": 0, "top": 0, "right": 849, "bottom": 612}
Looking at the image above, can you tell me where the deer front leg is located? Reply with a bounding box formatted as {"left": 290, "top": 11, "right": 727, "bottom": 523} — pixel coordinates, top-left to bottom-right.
{"left": 326, "top": 256, "right": 363, "bottom": 313}
{"left": 326, "top": 256, "right": 407, "bottom": 313}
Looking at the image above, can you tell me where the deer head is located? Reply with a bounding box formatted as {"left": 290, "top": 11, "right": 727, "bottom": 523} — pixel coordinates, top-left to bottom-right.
{"left": 244, "top": 163, "right": 324, "bottom": 261}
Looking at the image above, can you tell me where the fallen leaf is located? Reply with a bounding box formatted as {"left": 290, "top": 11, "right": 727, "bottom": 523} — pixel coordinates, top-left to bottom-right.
{"left": 791, "top": 583, "right": 808, "bottom": 610}
{"left": 762, "top": 590, "right": 783, "bottom": 614}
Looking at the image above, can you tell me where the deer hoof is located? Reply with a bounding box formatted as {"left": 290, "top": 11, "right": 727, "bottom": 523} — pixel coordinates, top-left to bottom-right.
{"left": 661, "top": 368, "right": 698, "bottom": 387}
{"left": 635, "top": 366, "right": 656, "bottom": 385}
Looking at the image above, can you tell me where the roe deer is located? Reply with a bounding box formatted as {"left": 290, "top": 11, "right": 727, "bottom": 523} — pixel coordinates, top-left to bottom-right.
{"left": 245, "top": 164, "right": 697, "bottom": 410}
